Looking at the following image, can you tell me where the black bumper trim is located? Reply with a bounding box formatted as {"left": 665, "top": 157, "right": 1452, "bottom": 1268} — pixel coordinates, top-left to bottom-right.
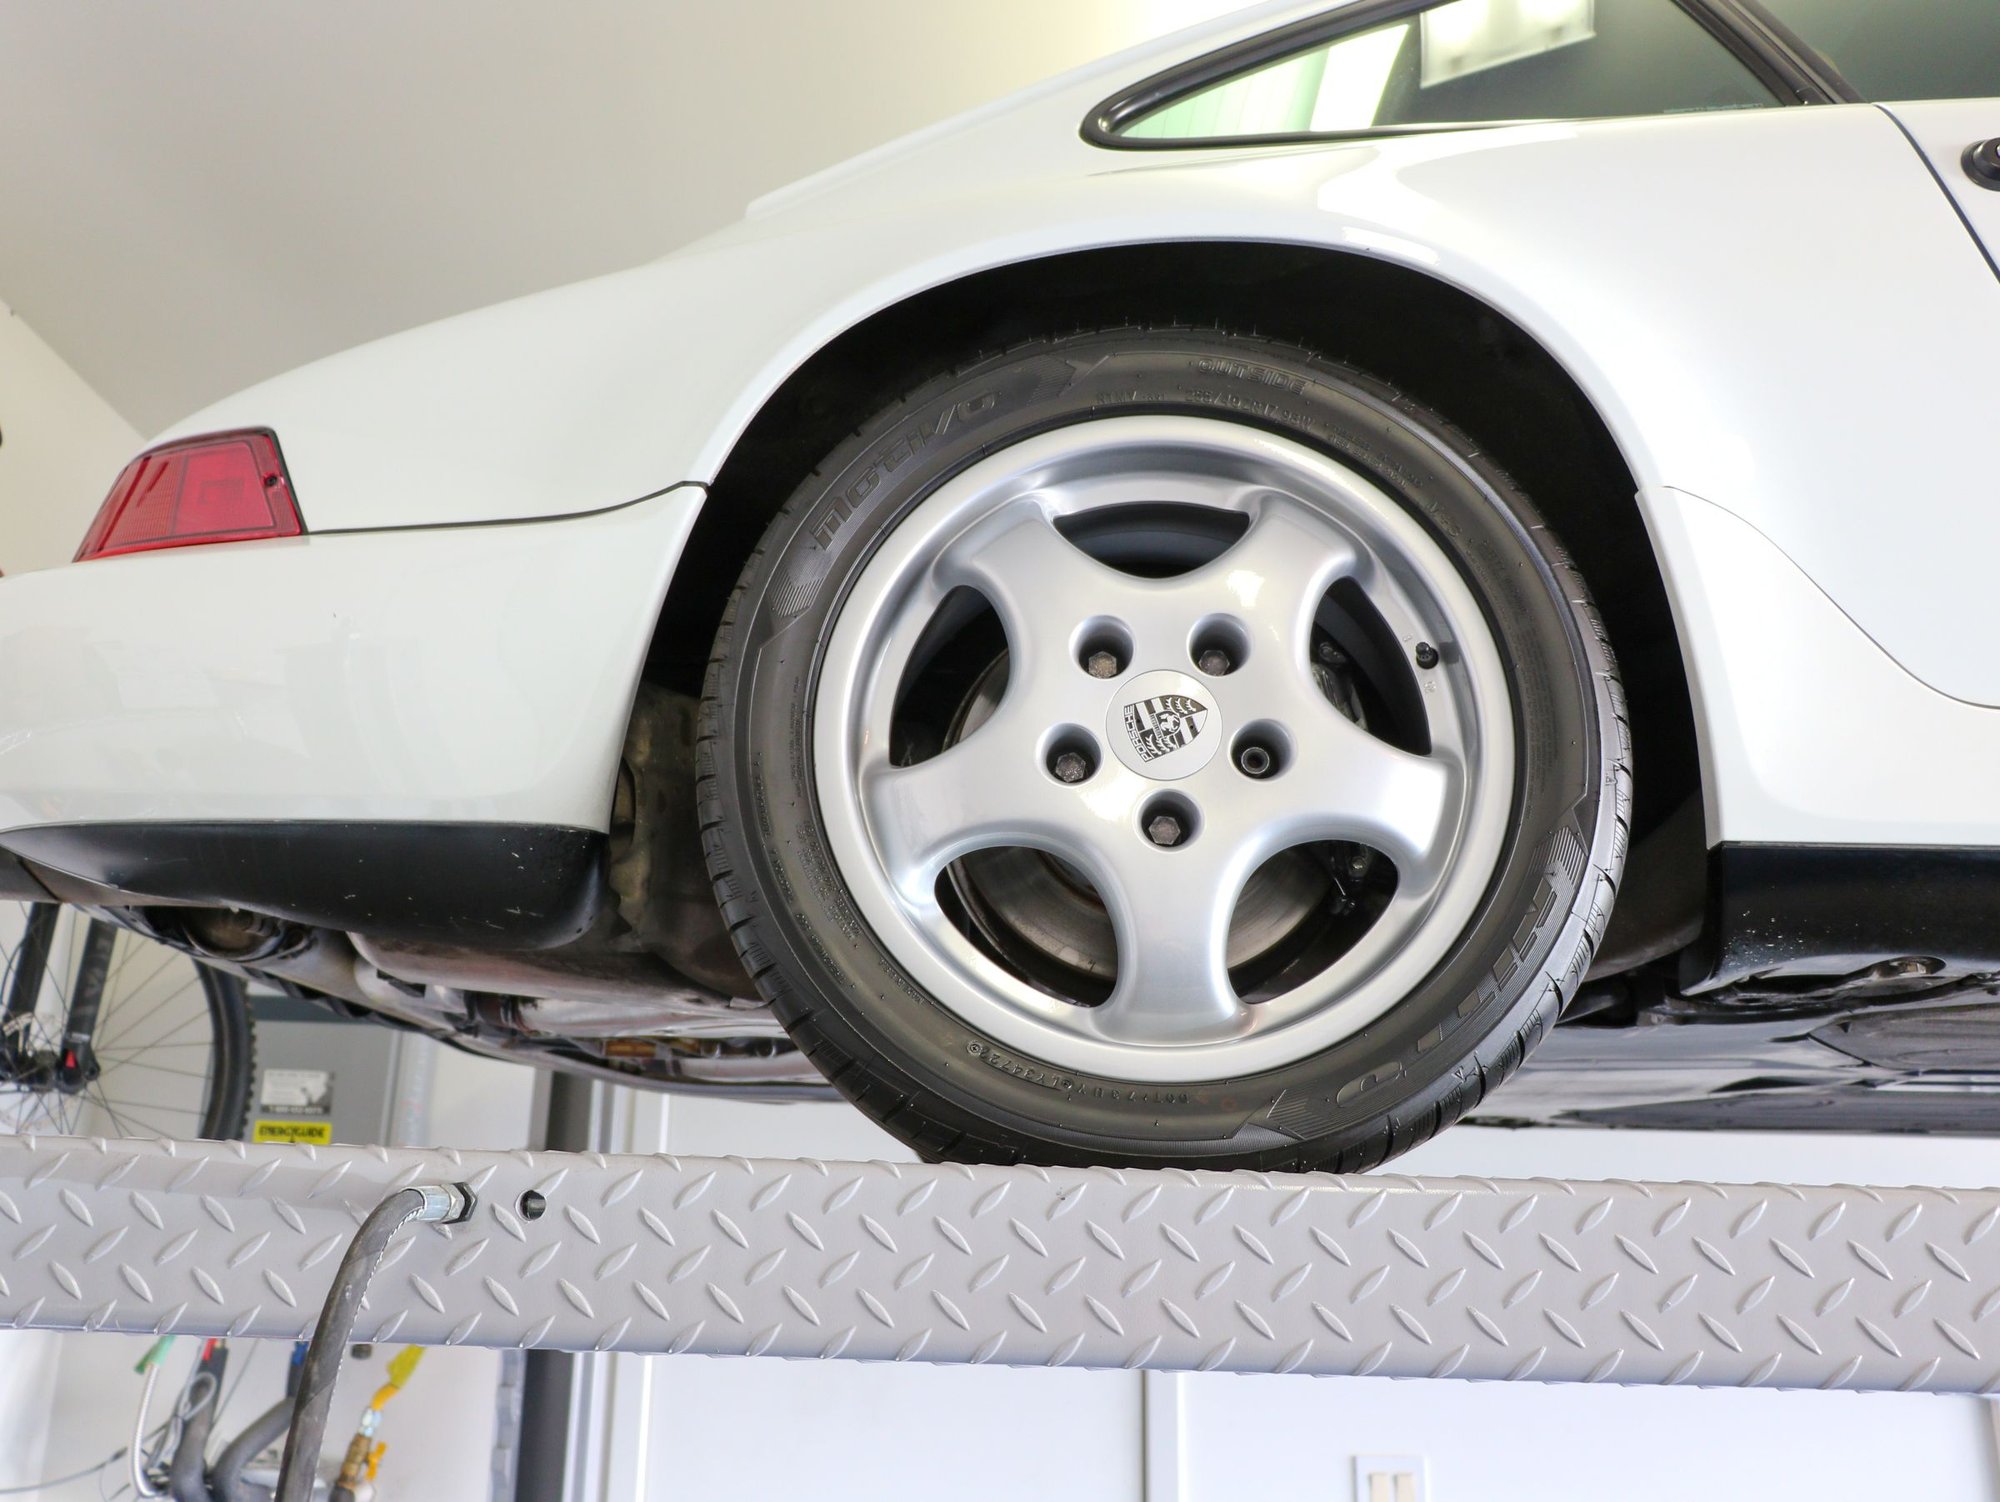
{"left": 0, "top": 848, "right": 53, "bottom": 901}
{"left": 1704, "top": 843, "right": 2000, "bottom": 988}
{"left": 0, "top": 821, "right": 605, "bottom": 950}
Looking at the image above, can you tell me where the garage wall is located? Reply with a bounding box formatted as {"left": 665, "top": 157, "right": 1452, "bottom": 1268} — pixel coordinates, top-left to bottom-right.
{"left": 0, "top": 300, "right": 138, "bottom": 573}
{"left": 0, "top": 0, "right": 1256, "bottom": 436}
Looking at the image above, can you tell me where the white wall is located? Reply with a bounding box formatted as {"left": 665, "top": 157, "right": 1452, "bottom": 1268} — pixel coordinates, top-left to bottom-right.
{"left": 0, "top": 1, "right": 1257, "bottom": 434}
{"left": 0, "top": 1333, "right": 59, "bottom": 1494}
{"left": 0, "top": 300, "right": 139, "bottom": 572}
{"left": 1165, "top": 1372, "right": 1996, "bottom": 1502}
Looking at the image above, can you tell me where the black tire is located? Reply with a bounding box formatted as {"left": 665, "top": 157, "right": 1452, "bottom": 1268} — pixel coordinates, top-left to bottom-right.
{"left": 700, "top": 327, "right": 1628, "bottom": 1172}
{"left": 196, "top": 962, "right": 256, "bottom": 1141}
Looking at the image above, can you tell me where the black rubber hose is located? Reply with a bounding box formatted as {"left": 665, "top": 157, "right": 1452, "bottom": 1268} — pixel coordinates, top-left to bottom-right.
{"left": 167, "top": 1396, "right": 217, "bottom": 1502}
{"left": 169, "top": 1344, "right": 227, "bottom": 1502}
{"left": 272, "top": 1188, "right": 428, "bottom": 1502}
{"left": 208, "top": 1396, "right": 295, "bottom": 1502}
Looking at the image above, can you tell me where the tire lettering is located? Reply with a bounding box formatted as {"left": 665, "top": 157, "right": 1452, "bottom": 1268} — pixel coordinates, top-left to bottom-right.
{"left": 964, "top": 1042, "right": 1189, "bottom": 1104}
{"left": 1189, "top": 356, "right": 1309, "bottom": 397}
{"left": 809, "top": 394, "right": 997, "bottom": 547}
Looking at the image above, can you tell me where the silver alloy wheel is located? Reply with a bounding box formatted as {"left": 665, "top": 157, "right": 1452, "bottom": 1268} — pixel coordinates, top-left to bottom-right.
{"left": 814, "top": 416, "right": 1514, "bottom": 1084}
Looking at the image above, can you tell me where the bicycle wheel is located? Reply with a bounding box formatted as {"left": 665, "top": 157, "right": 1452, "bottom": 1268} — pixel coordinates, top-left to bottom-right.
{"left": 0, "top": 904, "right": 254, "bottom": 1140}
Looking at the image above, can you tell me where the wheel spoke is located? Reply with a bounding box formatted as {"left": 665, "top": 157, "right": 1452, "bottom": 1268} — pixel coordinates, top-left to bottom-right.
{"left": 862, "top": 704, "right": 1096, "bottom": 902}
{"left": 1092, "top": 838, "right": 1251, "bottom": 1043}
{"left": 1281, "top": 711, "right": 1456, "bottom": 881}
{"left": 938, "top": 506, "right": 1129, "bottom": 681}
{"left": 1190, "top": 496, "right": 1359, "bottom": 663}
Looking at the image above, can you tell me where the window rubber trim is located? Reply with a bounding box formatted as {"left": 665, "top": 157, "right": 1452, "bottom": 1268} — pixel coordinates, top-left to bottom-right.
{"left": 1080, "top": 0, "right": 1834, "bottom": 152}
{"left": 1711, "top": 0, "right": 1864, "bottom": 102}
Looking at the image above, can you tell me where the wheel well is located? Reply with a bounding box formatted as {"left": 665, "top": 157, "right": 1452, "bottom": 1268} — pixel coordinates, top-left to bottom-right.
{"left": 645, "top": 241, "right": 1700, "bottom": 876}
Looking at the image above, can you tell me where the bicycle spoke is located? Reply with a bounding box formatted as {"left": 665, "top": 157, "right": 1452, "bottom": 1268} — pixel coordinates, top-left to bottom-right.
{"left": 98, "top": 1062, "right": 215, "bottom": 1082}
{"left": 103, "top": 927, "right": 150, "bottom": 992}
{"left": 104, "top": 998, "right": 208, "bottom": 1052}
{"left": 100, "top": 945, "right": 181, "bottom": 1027}
{"left": 88, "top": 1095, "right": 139, "bottom": 1136}
{"left": 92, "top": 973, "right": 197, "bottom": 1048}
{"left": 92, "top": 1097, "right": 187, "bottom": 1134}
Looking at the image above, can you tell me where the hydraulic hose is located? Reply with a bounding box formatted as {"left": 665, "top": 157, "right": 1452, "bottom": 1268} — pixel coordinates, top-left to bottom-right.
{"left": 272, "top": 1183, "right": 472, "bottom": 1502}
{"left": 208, "top": 1396, "right": 295, "bottom": 1502}
{"left": 167, "top": 1341, "right": 227, "bottom": 1501}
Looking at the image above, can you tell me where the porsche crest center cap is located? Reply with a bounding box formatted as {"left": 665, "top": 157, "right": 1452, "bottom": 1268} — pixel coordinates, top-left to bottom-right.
{"left": 1107, "top": 669, "right": 1219, "bottom": 780}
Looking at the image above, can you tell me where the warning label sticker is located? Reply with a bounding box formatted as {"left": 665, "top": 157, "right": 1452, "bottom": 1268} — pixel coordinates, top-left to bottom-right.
{"left": 253, "top": 1119, "right": 334, "bottom": 1145}
{"left": 259, "top": 1068, "right": 333, "bottom": 1116}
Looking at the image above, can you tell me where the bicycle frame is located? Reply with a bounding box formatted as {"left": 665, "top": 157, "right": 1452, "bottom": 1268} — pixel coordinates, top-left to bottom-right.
{"left": 1, "top": 904, "right": 113, "bottom": 1090}
{"left": 1, "top": 902, "right": 59, "bottom": 1068}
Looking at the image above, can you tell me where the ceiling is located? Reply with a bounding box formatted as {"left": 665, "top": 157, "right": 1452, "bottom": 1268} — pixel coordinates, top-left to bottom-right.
{"left": 0, "top": 1, "right": 1245, "bottom": 435}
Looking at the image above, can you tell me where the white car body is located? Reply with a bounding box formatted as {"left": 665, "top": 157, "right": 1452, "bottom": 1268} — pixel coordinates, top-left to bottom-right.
{"left": 2, "top": 0, "right": 1998, "bottom": 1128}
{"left": 5, "top": 15, "right": 2000, "bottom": 851}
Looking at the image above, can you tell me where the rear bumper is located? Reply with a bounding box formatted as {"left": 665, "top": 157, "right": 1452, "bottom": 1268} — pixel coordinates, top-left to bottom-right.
{"left": 0, "top": 847, "right": 51, "bottom": 900}
{"left": 3, "top": 820, "right": 603, "bottom": 946}
{"left": 0, "top": 486, "right": 702, "bottom": 935}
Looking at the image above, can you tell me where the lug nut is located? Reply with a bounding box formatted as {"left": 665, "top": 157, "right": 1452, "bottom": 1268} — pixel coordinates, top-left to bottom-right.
{"left": 1146, "top": 814, "right": 1185, "bottom": 848}
{"left": 1236, "top": 743, "right": 1273, "bottom": 777}
{"left": 1086, "top": 650, "right": 1121, "bottom": 679}
{"left": 1413, "top": 641, "right": 1440, "bottom": 670}
{"left": 1196, "top": 647, "right": 1232, "bottom": 675}
{"left": 1051, "top": 750, "right": 1091, "bottom": 784}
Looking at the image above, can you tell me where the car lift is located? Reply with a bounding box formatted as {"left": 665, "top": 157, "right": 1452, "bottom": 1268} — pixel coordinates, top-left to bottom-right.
{"left": 4, "top": 1131, "right": 2000, "bottom": 1395}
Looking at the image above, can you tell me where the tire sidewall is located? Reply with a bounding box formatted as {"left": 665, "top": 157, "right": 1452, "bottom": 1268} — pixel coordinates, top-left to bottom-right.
{"left": 712, "top": 331, "right": 1607, "bottom": 1166}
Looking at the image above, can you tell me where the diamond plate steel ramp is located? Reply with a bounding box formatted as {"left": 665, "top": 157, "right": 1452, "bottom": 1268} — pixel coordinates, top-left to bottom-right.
{"left": 3, "top": 1133, "right": 2000, "bottom": 1392}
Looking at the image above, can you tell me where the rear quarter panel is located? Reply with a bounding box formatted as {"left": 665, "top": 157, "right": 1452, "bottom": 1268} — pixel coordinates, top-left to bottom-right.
{"left": 154, "top": 81, "right": 2000, "bottom": 848}
{"left": 167, "top": 101, "right": 2000, "bottom": 709}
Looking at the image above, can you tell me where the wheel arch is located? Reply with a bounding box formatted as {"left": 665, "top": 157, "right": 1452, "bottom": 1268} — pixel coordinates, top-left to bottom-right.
{"left": 642, "top": 240, "right": 1703, "bottom": 957}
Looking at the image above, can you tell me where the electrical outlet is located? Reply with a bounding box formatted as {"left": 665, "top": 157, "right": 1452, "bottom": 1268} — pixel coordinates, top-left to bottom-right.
{"left": 1355, "top": 1454, "right": 1427, "bottom": 1502}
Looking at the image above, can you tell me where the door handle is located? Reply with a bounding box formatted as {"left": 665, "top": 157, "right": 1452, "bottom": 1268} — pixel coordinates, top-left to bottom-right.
{"left": 1966, "top": 138, "right": 2000, "bottom": 190}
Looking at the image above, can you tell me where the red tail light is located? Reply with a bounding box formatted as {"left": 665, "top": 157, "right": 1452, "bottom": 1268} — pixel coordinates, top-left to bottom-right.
{"left": 76, "top": 429, "right": 303, "bottom": 562}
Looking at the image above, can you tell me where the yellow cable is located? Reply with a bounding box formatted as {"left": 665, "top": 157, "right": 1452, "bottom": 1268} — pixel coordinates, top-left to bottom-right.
{"left": 384, "top": 1346, "right": 424, "bottom": 1390}
{"left": 365, "top": 1346, "right": 426, "bottom": 1414}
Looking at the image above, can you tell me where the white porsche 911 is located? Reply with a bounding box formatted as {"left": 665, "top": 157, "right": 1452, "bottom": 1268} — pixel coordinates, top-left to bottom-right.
{"left": 3, "top": 0, "right": 1997, "bottom": 1169}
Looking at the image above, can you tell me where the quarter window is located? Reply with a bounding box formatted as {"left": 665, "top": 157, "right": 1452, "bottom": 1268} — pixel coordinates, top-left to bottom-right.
{"left": 1756, "top": 0, "right": 2000, "bottom": 103}
{"left": 1115, "top": 0, "right": 1780, "bottom": 143}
